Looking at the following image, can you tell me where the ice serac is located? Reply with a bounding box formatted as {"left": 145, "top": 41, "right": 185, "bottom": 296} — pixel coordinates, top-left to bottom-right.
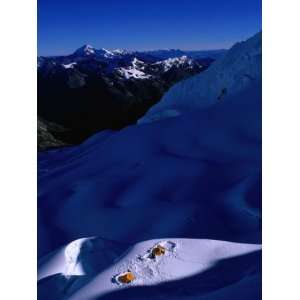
{"left": 138, "top": 32, "right": 262, "bottom": 124}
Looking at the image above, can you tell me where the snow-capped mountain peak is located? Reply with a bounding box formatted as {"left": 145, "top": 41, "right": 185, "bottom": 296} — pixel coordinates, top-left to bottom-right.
{"left": 101, "top": 48, "right": 116, "bottom": 58}
{"left": 102, "top": 48, "right": 131, "bottom": 58}
{"left": 155, "top": 55, "right": 194, "bottom": 72}
{"left": 73, "top": 46, "right": 131, "bottom": 59}
{"left": 112, "top": 48, "right": 129, "bottom": 55}
{"left": 117, "top": 57, "right": 151, "bottom": 80}
{"left": 74, "top": 44, "right": 96, "bottom": 56}
{"left": 132, "top": 57, "right": 145, "bottom": 67}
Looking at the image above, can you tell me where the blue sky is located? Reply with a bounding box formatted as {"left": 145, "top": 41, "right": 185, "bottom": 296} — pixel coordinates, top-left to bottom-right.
{"left": 38, "top": 0, "right": 261, "bottom": 56}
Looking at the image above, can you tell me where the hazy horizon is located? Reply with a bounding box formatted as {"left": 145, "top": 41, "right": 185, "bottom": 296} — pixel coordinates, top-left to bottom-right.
{"left": 38, "top": 44, "right": 232, "bottom": 57}
{"left": 38, "top": 0, "right": 261, "bottom": 56}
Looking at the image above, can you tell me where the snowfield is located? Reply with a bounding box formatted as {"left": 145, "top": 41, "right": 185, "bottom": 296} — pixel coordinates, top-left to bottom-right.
{"left": 138, "top": 32, "right": 261, "bottom": 124}
{"left": 38, "top": 238, "right": 261, "bottom": 300}
{"left": 38, "top": 32, "right": 261, "bottom": 299}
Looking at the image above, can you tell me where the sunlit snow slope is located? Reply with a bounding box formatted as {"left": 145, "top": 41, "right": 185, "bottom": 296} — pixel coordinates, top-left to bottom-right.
{"left": 138, "top": 32, "right": 261, "bottom": 124}
{"left": 38, "top": 237, "right": 261, "bottom": 300}
{"left": 38, "top": 32, "right": 261, "bottom": 300}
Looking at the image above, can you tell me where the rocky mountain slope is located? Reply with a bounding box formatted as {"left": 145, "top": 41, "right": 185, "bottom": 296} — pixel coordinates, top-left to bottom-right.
{"left": 38, "top": 117, "right": 70, "bottom": 150}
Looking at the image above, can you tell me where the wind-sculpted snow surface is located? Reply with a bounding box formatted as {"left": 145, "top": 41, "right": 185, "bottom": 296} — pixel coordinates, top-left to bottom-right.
{"left": 38, "top": 237, "right": 261, "bottom": 300}
{"left": 38, "top": 77, "right": 261, "bottom": 299}
{"left": 138, "top": 32, "right": 261, "bottom": 124}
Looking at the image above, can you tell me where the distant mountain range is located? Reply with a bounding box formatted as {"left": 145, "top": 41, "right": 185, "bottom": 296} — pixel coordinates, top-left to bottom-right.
{"left": 38, "top": 46, "right": 225, "bottom": 150}
{"left": 142, "top": 49, "right": 227, "bottom": 60}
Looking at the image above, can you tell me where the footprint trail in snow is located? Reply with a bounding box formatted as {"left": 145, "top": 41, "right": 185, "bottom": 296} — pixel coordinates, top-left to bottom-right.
{"left": 113, "top": 241, "right": 178, "bottom": 286}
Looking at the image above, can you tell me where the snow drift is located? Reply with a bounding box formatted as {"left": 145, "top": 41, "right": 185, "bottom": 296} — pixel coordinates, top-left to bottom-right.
{"left": 38, "top": 237, "right": 261, "bottom": 300}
